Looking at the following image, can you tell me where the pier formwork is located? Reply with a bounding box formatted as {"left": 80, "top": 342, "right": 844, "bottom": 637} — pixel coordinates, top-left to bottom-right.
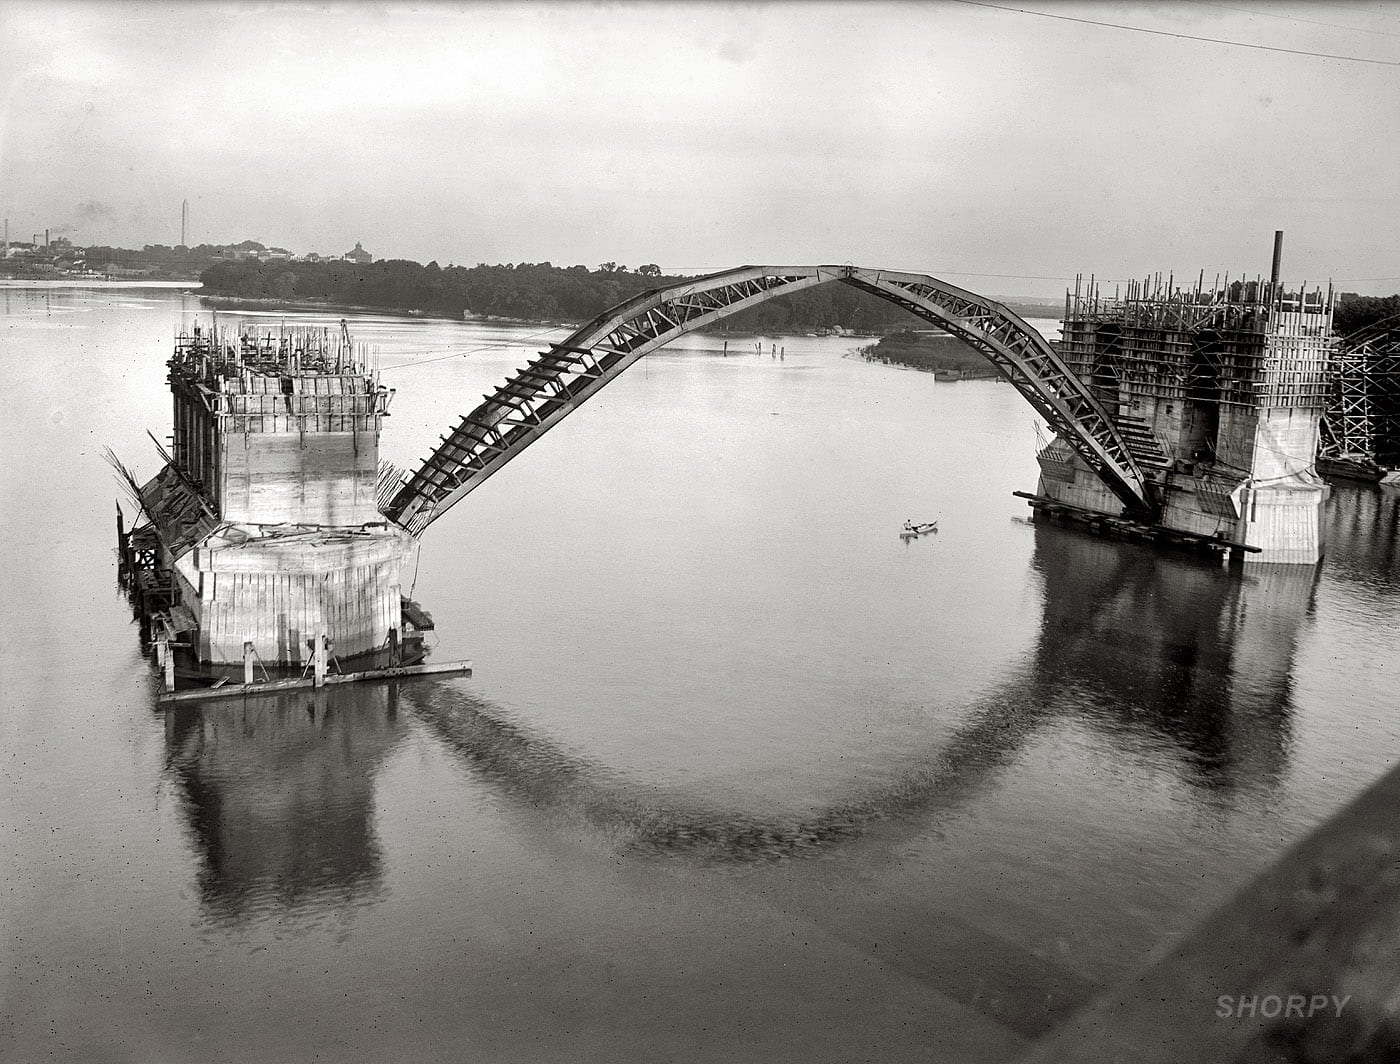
{"left": 1037, "top": 273, "right": 1334, "bottom": 563}
{"left": 130, "top": 323, "right": 418, "bottom": 666}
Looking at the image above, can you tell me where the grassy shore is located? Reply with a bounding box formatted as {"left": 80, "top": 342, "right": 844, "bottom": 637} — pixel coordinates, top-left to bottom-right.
{"left": 859, "top": 330, "right": 1001, "bottom": 380}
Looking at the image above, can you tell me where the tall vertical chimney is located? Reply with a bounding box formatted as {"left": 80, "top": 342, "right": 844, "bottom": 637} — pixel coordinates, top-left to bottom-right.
{"left": 44, "top": 228, "right": 49, "bottom": 248}
{"left": 181, "top": 198, "right": 189, "bottom": 247}
{"left": 1270, "top": 230, "right": 1284, "bottom": 287}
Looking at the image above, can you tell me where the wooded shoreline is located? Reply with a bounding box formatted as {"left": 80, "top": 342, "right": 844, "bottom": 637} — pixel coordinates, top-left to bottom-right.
{"left": 198, "top": 258, "right": 1066, "bottom": 335}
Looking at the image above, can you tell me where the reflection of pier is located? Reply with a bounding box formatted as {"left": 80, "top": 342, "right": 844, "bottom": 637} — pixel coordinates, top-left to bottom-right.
{"left": 164, "top": 685, "right": 404, "bottom": 923}
{"left": 1027, "top": 522, "right": 1316, "bottom": 792}
{"left": 1323, "top": 483, "right": 1400, "bottom": 589}
{"left": 1016, "top": 495, "right": 1400, "bottom": 1063}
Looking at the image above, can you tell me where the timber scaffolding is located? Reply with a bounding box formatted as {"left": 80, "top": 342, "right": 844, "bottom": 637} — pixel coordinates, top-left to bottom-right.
{"left": 1320, "top": 320, "right": 1400, "bottom": 478}
{"left": 170, "top": 322, "right": 392, "bottom": 448}
{"left": 1033, "top": 241, "right": 1336, "bottom": 564}
{"left": 173, "top": 318, "right": 376, "bottom": 372}
{"left": 1057, "top": 272, "right": 1335, "bottom": 416}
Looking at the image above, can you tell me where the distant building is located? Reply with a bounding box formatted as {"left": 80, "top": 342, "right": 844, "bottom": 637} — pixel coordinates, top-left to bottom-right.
{"left": 265, "top": 247, "right": 292, "bottom": 261}
{"left": 343, "top": 241, "right": 373, "bottom": 265}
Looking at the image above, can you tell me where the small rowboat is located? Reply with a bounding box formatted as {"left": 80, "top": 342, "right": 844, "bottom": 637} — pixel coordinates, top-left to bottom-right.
{"left": 900, "top": 520, "right": 939, "bottom": 539}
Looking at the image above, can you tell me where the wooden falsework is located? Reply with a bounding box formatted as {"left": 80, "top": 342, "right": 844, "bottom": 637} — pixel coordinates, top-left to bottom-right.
{"left": 384, "top": 265, "right": 1157, "bottom": 533}
{"left": 1322, "top": 330, "right": 1400, "bottom": 469}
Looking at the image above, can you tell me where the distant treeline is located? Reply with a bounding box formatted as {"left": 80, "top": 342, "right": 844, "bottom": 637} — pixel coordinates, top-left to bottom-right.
{"left": 85, "top": 242, "right": 249, "bottom": 265}
{"left": 1335, "top": 293, "right": 1400, "bottom": 337}
{"left": 199, "top": 258, "right": 1061, "bottom": 334}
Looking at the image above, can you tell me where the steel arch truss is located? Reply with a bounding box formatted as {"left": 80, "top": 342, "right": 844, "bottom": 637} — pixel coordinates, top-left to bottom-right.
{"left": 383, "top": 265, "right": 1157, "bottom": 534}
{"left": 839, "top": 268, "right": 1155, "bottom": 516}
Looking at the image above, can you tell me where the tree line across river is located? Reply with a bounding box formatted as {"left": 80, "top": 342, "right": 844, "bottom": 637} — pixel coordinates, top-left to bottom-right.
{"left": 201, "top": 256, "right": 1397, "bottom": 346}
{"left": 198, "top": 258, "right": 1069, "bottom": 335}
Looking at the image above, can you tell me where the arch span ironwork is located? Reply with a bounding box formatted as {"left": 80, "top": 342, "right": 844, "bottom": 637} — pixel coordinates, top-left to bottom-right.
{"left": 383, "top": 265, "right": 1158, "bottom": 534}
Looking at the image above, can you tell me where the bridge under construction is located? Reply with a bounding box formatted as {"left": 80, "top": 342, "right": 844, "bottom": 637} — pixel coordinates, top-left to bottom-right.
{"left": 116, "top": 244, "right": 1374, "bottom": 684}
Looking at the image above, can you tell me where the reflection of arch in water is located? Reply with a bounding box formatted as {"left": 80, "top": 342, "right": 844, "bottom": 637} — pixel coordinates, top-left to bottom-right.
{"left": 404, "top": 531, "right": 1313, "bottom": 860}
{"left": 164, "top": 684, "right": 405, "bottom": 923}
{"left": 403, "top": 680, "right": 1050, "bottom": 862}
{"left": 160, "top": 527, "right": 1319, "bottom": 905}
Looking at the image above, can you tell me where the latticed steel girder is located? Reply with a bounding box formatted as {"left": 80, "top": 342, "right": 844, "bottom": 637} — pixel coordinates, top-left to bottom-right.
{"left": 383, "top": 265, "right": 1157, "bottom": 535}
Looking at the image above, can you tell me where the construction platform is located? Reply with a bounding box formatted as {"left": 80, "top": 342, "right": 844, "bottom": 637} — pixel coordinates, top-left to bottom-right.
{"left": 1013, "top": 491, "right": 1261, "bottom": 559}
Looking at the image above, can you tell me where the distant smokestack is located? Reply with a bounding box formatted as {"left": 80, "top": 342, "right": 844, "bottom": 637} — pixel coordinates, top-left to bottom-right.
{"left": 44, "top": 228, "right": 49, "bottom": 248}
{"left": 181, "top": 198, "right": 188, "bottom": 247}
{"left": 1270, "top": 230, "right": 1283, "bottom": 287}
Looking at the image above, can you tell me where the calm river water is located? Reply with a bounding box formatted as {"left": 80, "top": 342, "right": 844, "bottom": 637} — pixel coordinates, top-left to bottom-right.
{"left": 3, "top": 285, "right": 1398, "bottom": 1062}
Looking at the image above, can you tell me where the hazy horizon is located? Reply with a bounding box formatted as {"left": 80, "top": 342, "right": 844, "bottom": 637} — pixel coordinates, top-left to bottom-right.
{"left": 2, "top": 0, "right": 1397, "bottom": 299}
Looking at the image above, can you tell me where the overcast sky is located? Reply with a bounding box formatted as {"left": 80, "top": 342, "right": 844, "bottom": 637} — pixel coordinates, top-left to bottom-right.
{"left": 1, "top": 0, "right": 1396, "bottom": 297}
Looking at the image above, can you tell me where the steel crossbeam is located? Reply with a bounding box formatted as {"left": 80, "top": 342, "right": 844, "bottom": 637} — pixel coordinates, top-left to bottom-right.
{"left": 384, "top": 264, "right": 1157, "bottom": 534}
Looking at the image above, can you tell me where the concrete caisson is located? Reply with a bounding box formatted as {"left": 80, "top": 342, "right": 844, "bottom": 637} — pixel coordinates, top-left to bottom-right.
{"left": 133, "top": 322, "right": 419, "bottom": 666}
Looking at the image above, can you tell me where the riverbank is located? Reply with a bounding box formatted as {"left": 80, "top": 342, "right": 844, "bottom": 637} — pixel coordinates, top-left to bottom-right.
{"left": 197, "top": 257, "right": 1068, "bottom": 336}
{"left": 0, "top": 278, "right": 202, "bottom": 290}
{"left": 196, "top": 292, "right": 894, "bottom": 339}
{"left": 196, "top": 292, "right": 569, "bottom": 327}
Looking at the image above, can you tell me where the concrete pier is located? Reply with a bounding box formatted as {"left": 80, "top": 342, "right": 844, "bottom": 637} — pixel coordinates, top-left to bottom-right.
{"left": 1038, "top": 263, "right": 1334, "bottom": 564}
{"left": 130, "top": 322, "right": 420, "bottom": 666}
